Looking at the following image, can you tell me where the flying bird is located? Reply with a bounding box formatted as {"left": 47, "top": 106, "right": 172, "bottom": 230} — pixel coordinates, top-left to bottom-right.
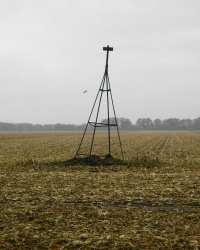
{"left": 83, "top": 90, "right": 87, "bottom": 94}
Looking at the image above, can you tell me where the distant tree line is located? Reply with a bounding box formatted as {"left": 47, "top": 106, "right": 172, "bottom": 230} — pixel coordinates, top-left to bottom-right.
{"left": 134, "top": 117, "right": 200, "bottom": 130}
{"left": 0, "top": 117, "right": 200, "bottom": 131}
{"left": 0, "top": 123, "right": 86, "bottom": 131}
{"left": 101, "top": 117, "right": 200, "bottom": 130}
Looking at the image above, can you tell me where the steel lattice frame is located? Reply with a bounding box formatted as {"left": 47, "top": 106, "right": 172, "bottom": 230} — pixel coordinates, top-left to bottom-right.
{"left": 75, "top": 46, "right": 123, "bottom": 159}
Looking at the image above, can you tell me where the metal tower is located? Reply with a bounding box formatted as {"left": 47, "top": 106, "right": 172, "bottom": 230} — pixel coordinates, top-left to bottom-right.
{"left": 75, "top": 45, "right": 123, "bottom": 159}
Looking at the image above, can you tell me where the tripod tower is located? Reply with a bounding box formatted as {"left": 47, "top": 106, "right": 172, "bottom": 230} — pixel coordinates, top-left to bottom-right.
{"left": 75, "top": 45, "right": 123, "bottom": 159}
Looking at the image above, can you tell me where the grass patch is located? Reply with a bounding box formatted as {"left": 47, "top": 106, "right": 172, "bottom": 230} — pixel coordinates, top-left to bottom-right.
{"left": 50, "top": 155, "right": 126, "bottom": 166}
{"left": 48, "top": 154, "right": 162, "bottom": 168}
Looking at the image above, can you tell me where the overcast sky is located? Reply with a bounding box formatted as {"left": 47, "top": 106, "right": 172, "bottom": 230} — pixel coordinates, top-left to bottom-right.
{"left": 0, "top": 0, "right": 200, "bottom": 124}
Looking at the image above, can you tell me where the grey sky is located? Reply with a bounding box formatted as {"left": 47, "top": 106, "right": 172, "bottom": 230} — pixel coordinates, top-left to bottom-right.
{"left": 0, "top": 0, "right": 200, "bottom": 124}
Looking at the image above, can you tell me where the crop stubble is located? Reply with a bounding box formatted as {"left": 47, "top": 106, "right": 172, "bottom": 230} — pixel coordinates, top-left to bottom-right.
{"left": 0, "top": 131, "right": 199, "bottom": 249}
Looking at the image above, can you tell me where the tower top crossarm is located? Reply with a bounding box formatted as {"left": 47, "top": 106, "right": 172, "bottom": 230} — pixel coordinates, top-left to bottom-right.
{"left": 103, "top": 45, "right": 113, "bottom": 74}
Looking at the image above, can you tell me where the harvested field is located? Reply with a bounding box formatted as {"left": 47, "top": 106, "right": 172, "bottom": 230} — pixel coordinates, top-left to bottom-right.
{"left": 0, "top": 131, "right": 200, "bottom": 249}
